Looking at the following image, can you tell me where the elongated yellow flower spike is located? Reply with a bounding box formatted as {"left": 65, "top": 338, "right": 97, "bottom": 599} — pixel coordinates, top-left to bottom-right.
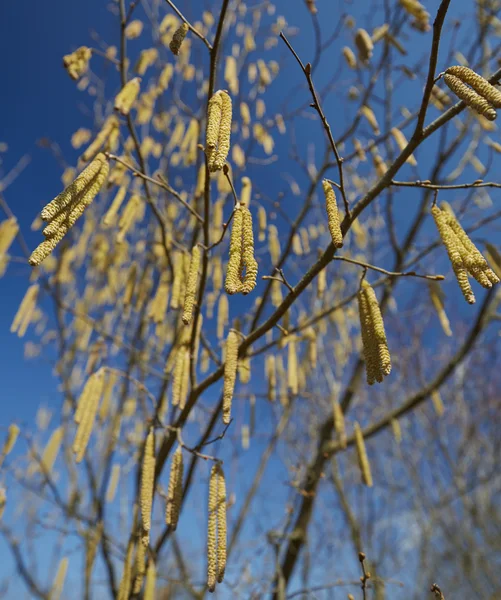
{"left": 166, "top": 446, "right": 184, "bottom": 529}
{"left": 103, "top": 180, "right": 129, "bottom": 228}
{"left": 81, "top": 116, "right": 119, "bottom": 162}
{"left": 332, "top": 399, "right": 347, "bottom": 449}
{"left": 50, "top": 557, "right": 69, "bottom": 600}
{"left": 29, "top": 158, "right": 109, "bottom": 266}
{"left": 132, "top": 538, "right": 146, "bottom": 594}
{"left": 114, "top": 77, "right": 141, "bottom": 116}
{"left": 223, "top": 330, "right": 239, "bottom": 424}
{"left": 206, "top": 92, "right": 223, "bottom": 168}
{"left": 354, "top": 29, "right": 373, "bottom": 64}
{"left": 428, "top": 281, "right": 452, "bottom": 337}
{"left": 0, "top": 424, "right": 20, "bottom": 467}
{"left": 225, "top": 206, "right": 244, "bottom": 294}
{"left": 170, "top": 23, "right": 189, "bottom": 55}
{"left": 360, "top": 105, "right": 380, "bottom": 134}
{"left": 73, "top": 369, "right": 105, "bottom": 462}
{"left": 354, "top": 422, "right": 373, "bottom": 487}
{"left": 207, "top": 465, "right": 218, "bottom": 593}
{"left": 144, "top": 559, "right": 156, "bottom": 600}
{"left": 342, "top": 46, "right": 357, "bottom": 69}
{"left": 217, "top": 294, "right": 229, "bottom": 339}
{"left": 287, "top": 336, "right": 298, "bottom": 395}
{"left": 446, "top": 66, "right": 501, "bottom": 108}
{"left": 216, "top": 464, "right": 227, "bottom": 584}
{"left": 182, "top": 245, "right": 201, "bottom": 325}
{"left": 140, "top": 429, "right": 155, "bottom": 539}
{"left": 117, "top": 537, "right": 134, "bottom": 600}
{"left": 0, "top": 218, "right": 19, "bottom": 257}
{"left": 363, "top": 280, "right": 391, "bottom": 378}
{"left": 106, "top": 464, "right": 120, "bottom": 503}
{"left": 390, "top": 127, "right": 417, "bottom": 166}
{"left": 207, "top": 91, "right": 232, "bottom": 172}
{"left": 63, "top": 47, "right": 92, "bottom": 80}
{"left": 240, "top": 207, "right": 258, "bottom": 295}
{"left": 431, "top": 205, "right": 475, "bottom": 303}
{"left": 11, "top": 284, "right": 39, "bottom": 338}
{"left": 322, "top": 180, "right": 343, "bottom": 248}
{"left": 444, "top": 73, "right": 497, "bottom": 120}
{"left": 172, "top": 347, "right": 189, "bottom": 408}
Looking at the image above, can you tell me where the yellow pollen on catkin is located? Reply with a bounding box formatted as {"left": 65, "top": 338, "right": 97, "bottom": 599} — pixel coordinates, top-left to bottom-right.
{"left": 444, "top": 73, "right": 497, "bottom": 120}
{"left": 11, "top": 284, "right": 39, "bottom": 338}
{"left": 428, "top": 281, "right": 452, "bottom": 337}
{"left": 182, "top": 245, "right": 201, "bottom": 325}
{"left": 322, "top": 180, "right": 343, "bottom": 248}
{"left": 431, "top": 389, "right": 445, "bottom": 417}
{"left": 140, "top": 428, "right": 155, "bottom": 537}
{"left": 63, "top": 47, "right": 91, "bottom": 80}
{"left": 132, "top": 537, "right": 147, "bottom": 594}
{"left": 216, "top": 464, "right": 227, "bottom": 584}
{"left": 354, "top": 422, "right": 373, "bottom": 487}
{"left": 354, "top": 29, "right": 373, "bottom": 64}
{"left": 38, "top": 426, "right": 63, "bottom": 474}
{"left": 240, "top": 207, "right": 258, "bottom": 295}
{"left": 166, "top": 446, "right": 184, "bottom": 530}
{"left": 223, "top": 330, "right": 239, "bottom": 425}
{"left": 225, "top": 207, "right": 244, "bottom": 294}
{"left": 73, "top": 369, "right": 105, "bottom": 463}
{"left": 446, "top": 66, "right": 501, "bottom": 108}
{"left": 363, "top": 280, "right": 391, "bottom": 378}
{"left": 206, "top": 92, "right": 223, "bottom": 168}
{"left": 114, "top": 77, "right": 141, "bottom": 116}
{"left": 103, "top": 180, "right": 129, "bottom": 228}
{"left": 391, "top": 418, "right": 402, "bottom": 444}
{"left": 258, "top": 206, "right": 267, "bottom": 242}
{"left": 169, "top": 23, "right": 189, "bottom": 55}
{"left": 207, "top": 91, "right": 232, "bottom": 172}
{"left": 342, "top": 46, "right": 357, "bottom": 69}
{"left": 207, "top": 464, "right": 218, "bottom": 593}
{"left": 360, "top": 105, "right": 380, "bottom": 134}
{"left": 170, "top": 251, "right": 186, "bottom": 310}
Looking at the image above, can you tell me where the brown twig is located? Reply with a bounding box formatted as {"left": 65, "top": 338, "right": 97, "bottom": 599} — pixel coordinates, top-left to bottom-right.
{"left": 163, "top": 0, "right": 213, "bottom": 51}
{"left": 430, "top": 583, "right": 446, "bottom": 599}
{"left": 332, "top": 255, "right": 445, "bottom": 281}
{"left": 358, "top": 552, "right": 370, "bottom": 600}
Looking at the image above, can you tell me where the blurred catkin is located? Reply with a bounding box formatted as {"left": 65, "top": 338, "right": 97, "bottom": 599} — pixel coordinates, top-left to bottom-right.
{"left": 114, "top": 78, "right": 141, "bottom": 116}
{"left": 223, "top": 330, "right": 239, "bottom": 424}
{"left": 354, "top": 422, "right": 373, "bottom": 487}
{"left": 140, "top": 429, "right": 155, "bottom": 539}
{"left": 322, "top": 180, "right": 343, "bottom": 248}
{"left": 166, "top": 446, "right": 183, "bottom": 530}
{"left": 182, "top": 245, "right": 201, "bottom": 325}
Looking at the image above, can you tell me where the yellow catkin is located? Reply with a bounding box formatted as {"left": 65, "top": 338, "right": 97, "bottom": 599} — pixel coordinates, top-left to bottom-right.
{"left": 182, "top": 245, "right": 201, "bottom": 325}
{"left": 287, "top": 336, "right": 298, "bottom": 395}
{"left": 332, "top": 399, "right": 347, "bottom": 449}
{"left": 37, "top": 426, "right": 63, "bottom": 475}
{"left": 485, "top": 243, "right": 501, "bottom": 279}
{"left": 103, "top": 180, "right": 129, "bottom": 227}
{"left": 258, "top": 206, "right": 267, "bottom": 241}
{"left": 169, "top": 23, "right": 189, "bottom": 55}
{"left": 144, "top": 559, "right": 156, "bottom": 600}
{"left": 241, "top": 176, "right": 252, "bottom": 206}
{"left": 141, "top": 429, "right": 155, "bottom": 539}
{"left": 342, "top": 46, "right": 357, "bottom": 69}
{"left": 85, "top": 523, "right": 103, "bottom": 588}
{"left": 0, "top": 218, "right": 19, "bottom": 258}
{"left": 223, "top": 330, "right": 239, "bottom": 424}
{"left": 390, "top": 127, "right": 417, "bottom": 166}
{"left": 431, "top": 205, "right": 475, "bottom": 304}
{"left": 354, "top": 29, "right": 373, "bottom": 64}
{"left": 166, "top": 446, "right": 183, "bottom": 530}
{"left": 353, "top": 139, "right": 367, "bottom": 162}
{"left": 50, "top": 557, "right": 69, "bottom": 600}
{"left": 206, "top": 92, "right": 223, "bottom": 168}
{"left": 317, "top": 268, "right": 326, "bottom": 299}
{"left": 81, "top": 116, "right": 119, "bottom": 162}
{"left": 446, "top": 66, "right": 501, "bottom": 108}
{"left": 124, "top": 262, "right": 138, "bottom": 306}
{"left": 354, "top": 422, "right": 373, "bottom": 487}
{"left": 125, "top": 19, "right": 143, "bottom": 39}
{"left": 170, "top": 252, "right": 185, "bottom": 310}
{"left": 0, "top": 488, "right": 5, "bottom": 519}
{"left": 268, "top": 224, "right": 281, "bottom": 264}
{"left": 217, "top": 294, "right": 229, "bottom": 339}
{"left": 363, "top": 280, "right": 391, "bottom": 379}
{"left": 359, "top": 105, "right": 380, "bottom": 135}
{"left": 117, "top": 537, "right": 135, "bottom": 600}
{"left": 30, "top": 160, "right": 109, "bottom": 266}
{"left": 172, "top": 346, "right": 189, "bottom": 407}
{"left": 266, "top": 354, "right": 277, "bottom": 402}
{"left": 240, "top": 207, "right": 258, "bottom": 295}
{"left": 444, "top": 73, "right": 497, "bottom": 120}
{"left": 114, "top": 77, "right": 141, "bottom": 116}
{"left": 63, "top": 47, "right": 91, "bottom": 80}
{"left": 133, "top": 537, "right": 147, "bottom": 594}
{"left": 106, "top": 464, "right": 121, "bottom": 503}
{"left": 207, "top": 465, "right": 218, "bottom": 593}
{"left": 391, "top": 418, "right": 402, "bottom": 443}
{"left": 216, "top": 464, "right": 227, "bottom": 584}
{"left": 73, "top": 369, "right": 105, "bottom": 463}
{"left": 428, "top": 281, "right": 452, "bottom": 337}
{"left": 209, "top": 91, "right": 232, "bottom": 172}
{"left": 11, "top": 284, "right": 39, "bottom": 338}
{"left": 225, "top": 207, "right": 244, "bottom": 294}
{"left": 2, "top": 424, "right": 20, "bottom": 459}
{"left": 322, "top": 180, "right": 343, "bottom": 248}
{"left": 431, "top": 389, "right": 445, "bottom": 417}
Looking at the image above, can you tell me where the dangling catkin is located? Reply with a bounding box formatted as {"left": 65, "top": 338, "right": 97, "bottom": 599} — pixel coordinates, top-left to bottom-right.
{"left": 39, "top": 426, "right": 63, "bottom": 474}
{"left": 354, "top": 422, "right": 373, "bottom": 487}
{"left": 431, "top": 389, "right": 444, "bottom": 417}
{"left": 431, "top": 205, "right": 475, "bottom": 303}
{"left": 322, "top": 180, "right": 343, "bottom": 248}
{"left": 140, "top": 428, "right": 155, "bottom": 538}
{"left": 390, "top": 127, "right": 417, "bottom": 165}
{"left": 225, "top": 206, "right": 244, "bottom": 294}
{"left": 182, "top": 245, "right": 201, "bottom": 325}
{"left": 217, "top": 294, "right": 229, "bottom": 340}
{"left": 332, "top": 399, "right": 347, "bottom": 449}
{"left": 117, "top": 537, "right": 134, "bottom": 600}
{"left": 354, "top": 29, "right": 373, "bottom": 64}
{"left": 81, "top": 116, "right": 119, "bottom": 162}
{"left": 446, "top": 66, "right": 501, "bottom": 108}
{"left": 287, "top": 336, "right": 298, "bottom": 395}
{"left": 223, "top": 330, "right": 238, "bottom": 424}
{"left": 428, "top": 281, "right": 452, "bottom": 337}
{"left": 1, "top": 424, "right": 20, "bottom": 458}
{"left": 240, "top": 207, "right": 258, "bottom": 295}
{"left": 133, "top": 537, "right": 146, "bottom": 594}
{"left": 144, "top": 559, "right": 156, "bottom": 600}
{"left": 207, "top": 465, "right": 218, "bottom": 593}
{"left": 11, "top": 284, "right": 39, "bottom": 338}
{"left": 363, "top": 280, "right": 391, "bottom": 378}
{"left": 216, "top": 464, "right": 227, "bottom": 584}
{"left": 391, "top": 418, "right": 402, "bottom": 444}
{"left": 106, "top": 464, "right": 121, "bottom": 503}
{"left": 169, "top": 22, "right": 189, "bottom": 55}
{"left": 114, "top": 77, "right": 141, "bottom": 116}
{"left": 207, "top": 91, "right": 232, "bottom": 172}
{"left": 50, "top": 557, "right": 69, "bottom": 600}
{"left": 73, "top": 369, "right": 104, "bottom": 462}
{"left": 166, "top": 446, "right": 183, "bottom": 530}
{"left": 444, "top": 73, "right": 497, "bottom": 120}
{"left": 206, "top": 92, "right": 223, "bottom": 168}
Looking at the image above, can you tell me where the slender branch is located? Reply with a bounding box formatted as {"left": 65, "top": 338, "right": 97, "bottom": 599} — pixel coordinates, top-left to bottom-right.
{"left": 332, "top": 255, "right": 445, "bottom": 281}
{"left": 392, "top": 179, "right": 501, "bottom": 190}
{"left": 164, "top": 0, "right": 213, "bottom": 50}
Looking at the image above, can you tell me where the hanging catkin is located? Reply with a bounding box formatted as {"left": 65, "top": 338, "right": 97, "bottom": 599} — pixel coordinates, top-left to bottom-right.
{"left": 322, "top": 180, "right": 343, "bottom": 248}
{"left": 114, "top": 77, "right": 141, "bottom": 116}
{"left": 182, "top": 245, "right": 201, "bottom": 325}
{"left": 106, "top": 464, "right": 121, "bottom": 503}
{"left": 240, "top": 207, "right": 258, "bottom": 294}
{"left": 446, "top": 66, "right": 501, "bottom": 107}
{"left": 73, "top": 369, "right": 105, "bottom": 462}
{"left": 217, "top": 294, "right": 229, "bottom": 339}
{"left": 206, "top": 92, "right": 223, "bottom": 169}
{"left": 166, "top": 446, "right": 183, "bottom": 530}
{"left": 216, "top": 464, "right": 227, "bottom": 584}
{"left": 207, "top": 91, "right": 232, "bottom": 172}
{"left": 444, "top": 71, "right": 497, "bottom": 120}
{"left": 391, "top": 418, "right": 402, "bottom": 444}
{"left": 144, "top": 559, "right": 156, "bottom": 600}
{"left": 358, "top": 280, "right": 391, "bottom": 384}
{"left": 63, "top": 47, "right": 92, "bottom": 80}
{"left": 133, "top": 537, "right": 146, "bottom": 594}
{"left": 11, "top": 284, "right": 39, "bottom": 338}
{"left": 428, "top": 281, "right": 452, "bottom": 337}
{"left": 81, "top": 116, "right": 119, "bottom": 162}
{"left": 287, "top": 336, "right": 298, "bottom": 395}
{"left": 50, "top": 557, "right": 69, "bottom": 600}
{"left": 223, "top": 330, "right": 239, "bottom": 424}
{"left": 169, "top": 24, "right": 189, "bottom": 54}
{"left": 354, "top": 29, "right": 373, "bottom": 64}
{"left": 207, "top": 465, "right": 218, "bottom": 593}
{"left": 225, "top": 206, "right": 244, "bottom": 294}
{"left": 39, "top": 426, "right": 63, "bottom": 474}
{"left": 0, "top": 424, "right": 20, "bottom": 468}
{"left": 354, "top": 422, "right": 373, "bottom": 487}
{"left": 332, "top": 399, "right": 347, "bottom": 449}
{"left": 140, "top": 428, "right": 155, "bottom": 539}
{"left": 117, "top": 537, "right": 134, "bottom": 600}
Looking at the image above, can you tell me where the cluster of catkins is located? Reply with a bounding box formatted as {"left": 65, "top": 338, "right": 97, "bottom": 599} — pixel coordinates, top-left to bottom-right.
{"left": 444, "top": 66, "right": 501, "bottom": 121}
{"left": 432, "top": 203, "right": 500, "bottom": 304}
{"left": 62, "top": 46, "right": 92, "bottom": 80}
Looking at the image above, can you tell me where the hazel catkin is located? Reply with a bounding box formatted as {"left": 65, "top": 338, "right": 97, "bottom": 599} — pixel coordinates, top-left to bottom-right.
{"left": 223, "top": 330, "right": 239, "bottom": 424}
{"left": 322, "top": 180, "right": 343, "bottom": 248}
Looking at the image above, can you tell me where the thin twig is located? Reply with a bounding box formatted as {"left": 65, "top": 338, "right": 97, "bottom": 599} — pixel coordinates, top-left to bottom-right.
{"left": 164, "top": 0, "right": 213, "bottom": 51}
{"left": 392, "top": 178, "right": 501, "bottom": 190}
{"left": 332, "top": 255, "right": 445, "bottom": 281}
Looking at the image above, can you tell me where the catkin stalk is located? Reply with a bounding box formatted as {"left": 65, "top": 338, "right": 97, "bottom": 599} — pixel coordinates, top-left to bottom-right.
{"left": 73, "top": 369, "right": 105, "bottom": 462}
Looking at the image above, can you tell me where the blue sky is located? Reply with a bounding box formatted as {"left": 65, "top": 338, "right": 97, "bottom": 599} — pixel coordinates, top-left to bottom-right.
{"left": 0, "top": 0, "right": 498, "bottom": 597}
